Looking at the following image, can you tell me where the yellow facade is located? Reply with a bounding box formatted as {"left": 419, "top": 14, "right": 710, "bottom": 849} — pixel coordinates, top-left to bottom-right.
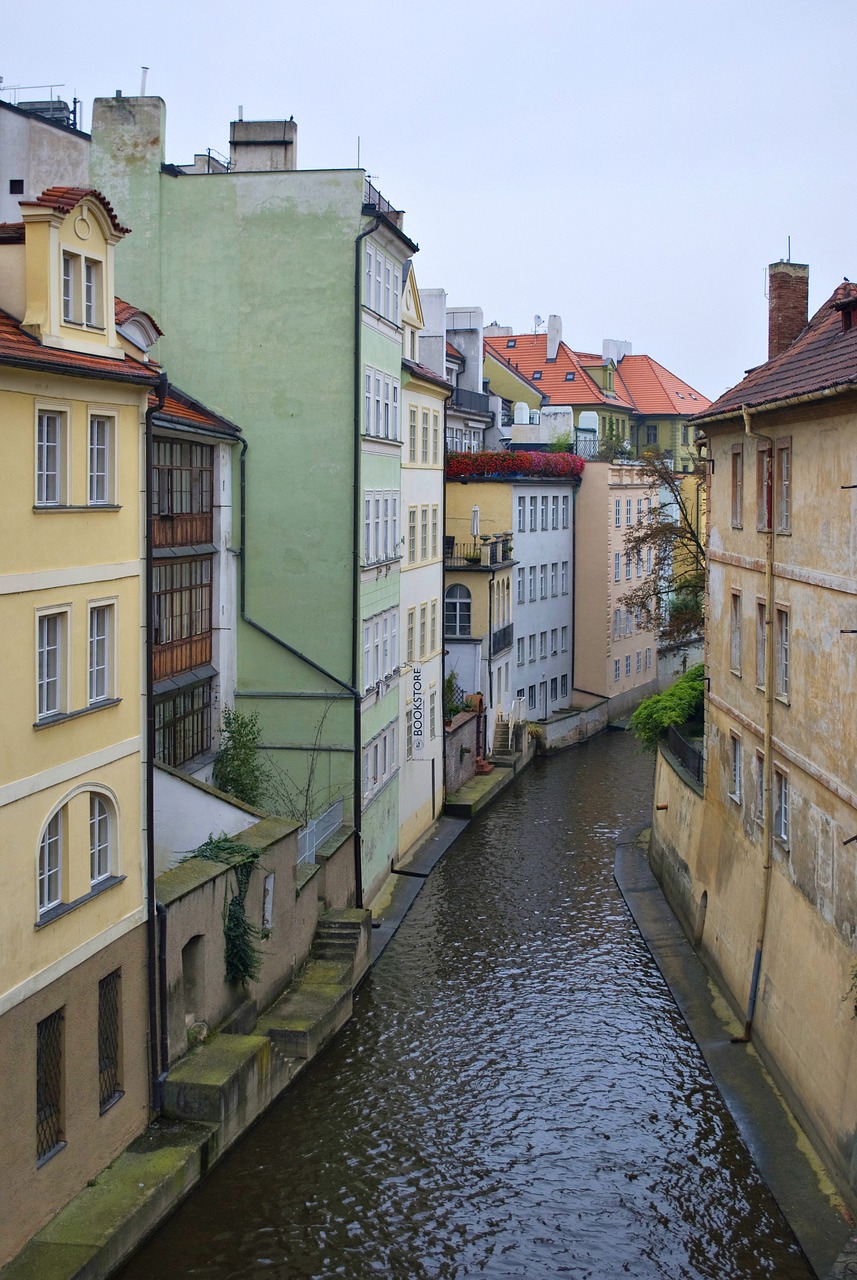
{"left": 0, "top": 191, "right": 154, "bottom": 1265}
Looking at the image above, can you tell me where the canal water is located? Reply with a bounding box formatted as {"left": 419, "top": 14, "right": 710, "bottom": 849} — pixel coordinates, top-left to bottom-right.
{"left": 120, "top": 733, "right": 812, "bottom": 1279}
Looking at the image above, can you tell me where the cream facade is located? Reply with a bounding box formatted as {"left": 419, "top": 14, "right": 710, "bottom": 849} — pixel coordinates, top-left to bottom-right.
{"left": 0, "top": 190, "right": 155, "bottom": 1264}
{"left": 574, "top": 461, "right": 658, "bottom": 716}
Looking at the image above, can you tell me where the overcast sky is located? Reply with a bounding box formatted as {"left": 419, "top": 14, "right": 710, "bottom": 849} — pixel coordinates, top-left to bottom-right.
{"left": 5, "top": 0, "right": 856, "bottom": 400}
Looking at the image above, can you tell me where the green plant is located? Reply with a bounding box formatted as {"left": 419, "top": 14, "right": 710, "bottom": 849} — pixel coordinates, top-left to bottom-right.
{"left": 213, "top": 707, "right": 269, "bottom": 807}
{"left": 627, "top": 663, "right": 705, "bottom": 751}
{"left": 526, "top": 721, "right": 546, "bottom": 748}
{"left": 443, "top": 672, "right": 465, "bottom": 722}
{"left": 191, "top": 835, "right": 265, "bottom": 986}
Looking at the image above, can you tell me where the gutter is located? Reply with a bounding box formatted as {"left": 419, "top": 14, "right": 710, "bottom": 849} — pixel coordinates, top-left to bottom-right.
{"left": 146, "top": 369, "right": 168, "bottom": 1112}
{"left": 696, "top": 381, "right": 855, "bottom": 430}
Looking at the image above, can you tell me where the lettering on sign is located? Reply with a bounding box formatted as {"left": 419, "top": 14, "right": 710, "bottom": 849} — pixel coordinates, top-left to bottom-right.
{"left": 412, "top": 666, "right": 424, "bottom": 755}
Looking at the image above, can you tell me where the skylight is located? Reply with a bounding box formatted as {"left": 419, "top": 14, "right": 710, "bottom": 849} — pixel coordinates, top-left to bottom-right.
{"left": 506, "top": 339, "right": 517, "bottom": 348}
{"left": 531, "top": 370, "right": 542, "bottom": 380}
{"left": 565, "top": 372, "right": 575, "bottom": 381}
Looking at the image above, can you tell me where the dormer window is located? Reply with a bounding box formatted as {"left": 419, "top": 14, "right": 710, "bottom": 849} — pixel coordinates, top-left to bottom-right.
{"left": 62, "top": 253, "right": 77, "bottom": 323}
{"left": 62, "top": 251, "right": 104, "bottom": 328}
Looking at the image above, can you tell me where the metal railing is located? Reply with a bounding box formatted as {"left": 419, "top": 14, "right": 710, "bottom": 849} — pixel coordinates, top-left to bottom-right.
{"left": 444, "top": 537, "right": 514, "bottom": 568}
{"left": 491, "top": 622, "right": 514, "bottom": 655}
{"left": 297, "top": 798, "right": 344, "bottom": 867}
{"left": 363, "top": 180, "right": 397, "bottom": 216}
{"left": 666, "top": 724, "right": 704, "bottom": 786}
{"left": 451, "top": 386, "right": 491, "bottom": 416}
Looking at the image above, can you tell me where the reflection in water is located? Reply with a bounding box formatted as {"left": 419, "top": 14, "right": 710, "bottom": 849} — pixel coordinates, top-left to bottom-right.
{"left": 120, "top": 734, "right": 811, "bottom": 1279}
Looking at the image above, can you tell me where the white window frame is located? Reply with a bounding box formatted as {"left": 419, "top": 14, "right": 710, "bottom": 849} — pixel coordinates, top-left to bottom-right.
{"left": 36, "top": 607, "right": 69, "bottom": 721}
{"left": 730, "top": 592, "right": 742, "bottom": 675}
{"left": 90, "top": 793, "right": 112, "bottom": 884}
{"left": 775, "top": 605, "right": 790, "bottom": 701}
{"left": 88, "top": 413, "right": 115, "bottom": 506}
{"left": 774, "top": 767, "right": 789, "bottom": 844}
{"left": 729, "top": 733, "right": 742, "bottom": 802}
{"left": 562, "top": 495, "right": 569, "bottom": 529}
{"left": 38, "top": 809, "right": 63, "bottom": 914}
{"left": 36, "top": 407, "right": 68, "bottom": 507}
{"left": 88, "top": 600, "right": 116, "bottom": 705}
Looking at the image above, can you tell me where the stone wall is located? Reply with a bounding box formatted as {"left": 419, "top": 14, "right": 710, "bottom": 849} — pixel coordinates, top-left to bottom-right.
{"left": 444, "top": 711, "right": 478, "bottom": 793}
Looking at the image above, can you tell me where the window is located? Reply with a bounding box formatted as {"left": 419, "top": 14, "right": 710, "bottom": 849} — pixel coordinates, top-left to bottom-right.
{"left": 88, "top": 603, "right": 114, "bottom": 705}
{"left": 561, "top": 561, "right": 568, "bottom": 594}
{"left": 363, "top": 367, "right": 401, "bottom": 438}
{"left": 429, "top": 690, "right": 437, "bottom": 739}
{"left": 421, "top": 410, "right": 430, "bottom": 463}
{"left": 755, "top": 751, "right": 765, "bottom": 825}
{"left": 528, "top": 634, "right": 536, "bottom": 662}
{"left": 88, "top": 415, "right": 114, "bottom": 505}
{"left": 550, "top": 677, "right": 558, "bottom": 701}
{"left": 529, "top": 497, "right": 537, "bottom": 531}
{"left": 626, "top": 498, "right": 632, "bottom": 526}
{"left": 152, "top": 439, "right": 213, "bottom": 525}
{"left": 363, "top": 489, "right": 399, "bottom": 563}
{"left": 540, "top": 564, "right": 547, "bottom": 599}
{"left": 625, "top": 553, "right": 632, "bottom": 581}
{"left": 36, "top": 1009, "right": 65, "bottom": 1163}
{"left": 364, "top": 246, "right": 402, "bottom": 324}
{"left": 561, "top": 495, "right": 569, "bottom": 529}
{"left": 757, "top": 443, "right": 773, "bottom": 531}
{"left": 636, "top": 650, "right": 642, "bottom": 673}
{"left": 614, "top": 659, "right": 621, "bottom": 682}
{"left": 37, "top": 611, "right": 66, "bottom": 720}
{"left": 647, "top": 497, "right": 653, "bottom": 524}
{"left": 636, "top": 552, "right": 643, "bottom": 579}
{"left": 550, "top": 563, "right": 558, "bottom": 597}
{"left": 406, "top": 608, "right": 415, "bottom": 664}
{"left": 540, "top": 496, "right": 549, "bottom": 530}
{"left": 614, "top": 609, "right": 622, "bottom": 640}
{"left": 637, "top": 498, "right": 643, "bottom": 523}
{"left": 363, "top": 720, "right": 398, "bottom": 799}
{"left": 408, "top": 507, "right": 417, "bottom": 564}
{"left": 646, "top": 547, "right": 652, "bottom": 575}
{"left": 615, "top": 499, "right": 621, "bottom": 528}
{"left": 645, "top": 647, "right": 652, "bottom": 670}
{"left": 419, "top": 604, "right": 427, "bottom": 658}
{"left": 431, "top": 507, "right": 439, "bottom": 558}
{"left": 408, "top": 407, "right": 417, "bottom": 462}
{"left": 430, "top": 600, "right": 437, "bottom": 652}
{"left": 729, "top": 734, "right": 742, "bottom": 801}
{"left": 560, "top": 674, "right": 567, "bottom": 697}
{"left": 420, "top": 507, "right": 428, "bottom": 560}
{"left": 561, "top": 626, "right": 568, "bottom": 652}
{"left": 539, "top": 631, "right": 547, "bottom": 659}
{"left": 432, "top": 413, "right": 440, "bottom": 464}
{"left": 36, "top": 410, "right": 67, "bottom": 506}
{"left": 614, "top": 552, "right": 621, "bottom": 583}
{"left": 38, "top": 811, "right": 63, "bottom": 914}
{"left": 730, "top": 592, "right": 742, "bottom": 674}
{"left": 551, "top": 496, "right": 559, "bottom": 529}
{"left": 776, "top": 439, "right": 791, "bottom": 533}
{"left": 625, "top": 654, "right": 632, "bottom": 677}
{"left": 517, "top": 568, "right": 525, "bottom": 604}
{"left": 775, "top": 607, "right": 789, "bottom": 699}
{"left": 774, "top": 767, "right": 789, "bottom": 844}
{"left": 550, "top": 628, "right": 558, "bottom": 656}
{"left": 62, "top": 252, "right": 77, "bottom": 322}
{"left": 154, "top": 681, "right": 212, "bottom": 767}
{"left": 444, "top": 585, "right": 471, "bottom": 637}
{"left": 364, "top": 606, "right": 399, "bottom": 688}
{"left": 518, "top": 497, "right": 526, "bottom": 532}
{"left": 84, "top": 259, "right": 104, "bottom": 327}
{"left": 731, "top": 445, "right": 744, "bottom": 527}
{"left": 517, "top": 638, "right": 525, "bottom": 666}
{"left": 528, "top": 566, "right": 537, "bottom": 601}
{"left": 528, "top": 685, "right": 536, "bottom": 710}
{"left": 153, "top": 559, "right": 211, "bottom": 656}
{"left": 98, "top": 970, "right": 123, "bottom": 1111}
{"left": 756, "top": 601, "right": 767, "bottom": 687}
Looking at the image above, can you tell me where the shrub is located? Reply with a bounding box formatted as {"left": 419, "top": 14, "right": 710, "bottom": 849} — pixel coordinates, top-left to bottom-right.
{"left": 213, "top": 707, "right": 269, "bottom": 806}
{"left": 627, "top": 664, "right": 705, "bottom": 751}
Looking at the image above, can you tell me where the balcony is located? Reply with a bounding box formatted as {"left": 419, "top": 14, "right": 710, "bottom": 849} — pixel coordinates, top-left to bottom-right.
{"left": 491, "top": 623, "right": 514, "bottom": 656}
{"left": 153, "top": 512, "right": 213, "bottom": 549}
{"left": 154, "top": 634, "right": 212, "bottom": 682}
{"left": 444, "top": 534, "right": 514, "bottom": 569}
{"left": 450, "top": 387, "right": 491, "bottom": 416}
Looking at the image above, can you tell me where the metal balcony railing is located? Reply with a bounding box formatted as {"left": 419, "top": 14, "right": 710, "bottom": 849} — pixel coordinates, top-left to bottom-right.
{"left": 491, "top": 623, "right": 514, "bottom": 655}
{"left": 666, "top": 724, "right": 704, "bottom": 786}
{"left": 444, "top": 537, "right": 514, "bottom": 567}
{"left": 451, "top": 387, "right": 491, "bottom": 416}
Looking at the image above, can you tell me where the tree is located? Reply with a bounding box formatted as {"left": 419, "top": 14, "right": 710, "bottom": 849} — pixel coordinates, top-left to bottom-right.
{"left": 212, "top": 707, "right": 270, "bottom": 807}
{"left": 627, "top": 663, "right": 705, "bottom": 751}
{"left": 620, "top": 451, "right": 706, "bottom": 648}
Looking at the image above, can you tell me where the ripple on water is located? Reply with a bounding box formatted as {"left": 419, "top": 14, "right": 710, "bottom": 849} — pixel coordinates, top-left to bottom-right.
{"left": 118, "top": 734, "right": 811, "bottom": 1280}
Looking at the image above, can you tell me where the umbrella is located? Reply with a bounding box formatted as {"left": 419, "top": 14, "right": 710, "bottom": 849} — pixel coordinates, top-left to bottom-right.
{"left": 471, "top": 505, "right": 480, "bottom": 538}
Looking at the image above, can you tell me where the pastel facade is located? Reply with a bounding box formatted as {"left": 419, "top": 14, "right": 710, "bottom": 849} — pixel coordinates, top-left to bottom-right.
{"left": 90, "top": 98, "right": 418, "bottom": 904}
{"left": 574, "top": 461, "right": 659, "bottom": 715}
{"left": 397, "top": 269, "right": 448, "bottom": 852}
{"left": 652, "top": 271, "right": 857, "bottom": 1206}
{"left": 0, "top": 189, "right": 156, "bottom": 1265}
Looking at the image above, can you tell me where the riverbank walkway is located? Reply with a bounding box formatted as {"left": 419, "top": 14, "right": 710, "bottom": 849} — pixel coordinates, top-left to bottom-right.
{"left": 615, "top": 828, "right": 856, "bottom": 1280}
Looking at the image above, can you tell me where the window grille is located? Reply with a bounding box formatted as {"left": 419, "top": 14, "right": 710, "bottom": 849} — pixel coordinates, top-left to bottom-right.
{"left": 36, "top": 1009, "right": 64, "bottom": 1161}
{"left": 98, "top": 971, "right": 122, "bottom": 1110}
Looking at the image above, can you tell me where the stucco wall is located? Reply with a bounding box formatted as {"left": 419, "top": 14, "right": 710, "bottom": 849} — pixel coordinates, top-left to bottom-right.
{"left": 444, "top": 712, "right": 478, "bottom": 793}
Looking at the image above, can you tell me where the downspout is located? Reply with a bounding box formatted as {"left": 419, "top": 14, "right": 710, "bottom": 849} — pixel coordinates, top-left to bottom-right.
{"left": 736, "top": 403, "right": 776, "bottom": 1041}
{"left": 487, "top": 567, "right": 495, "bottom": 713}
{"left": 146, "top": 370, "right": 168, "bottom": 1112}
{"left": 351, "top": 214, "right": 382, "bottom": 907}
{"left": 570, "top": 481, "right": 578, "bottom": 695}
{"left": 441, "top": 393, "right": 449, "bottom": 796}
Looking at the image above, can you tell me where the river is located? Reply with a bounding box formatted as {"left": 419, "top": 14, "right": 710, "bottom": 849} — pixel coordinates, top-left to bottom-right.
{"left": 119, "top": 732, "right": 811, "bottom": 1279}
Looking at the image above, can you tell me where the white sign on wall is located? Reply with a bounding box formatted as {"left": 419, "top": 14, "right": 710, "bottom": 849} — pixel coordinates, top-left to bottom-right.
{"left": 412, "top": 666, "right": 425, "bottom": 756}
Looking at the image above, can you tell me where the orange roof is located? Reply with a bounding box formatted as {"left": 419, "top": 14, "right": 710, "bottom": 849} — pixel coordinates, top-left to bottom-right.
{"left": 152, "top": 385, "right": 241, "bottom": 437}
{"left": 484, "top": 332, "right": 709, "bottom": 415}
{"left": 484, "top": 332, "right": 634, "bottom": 410}
{"left": 0, "top": 306, "right": 158, "bottom": 385}
{"left": 115, "top": 297, "right": 164, "bottom": 336}
{"left": 0, "top": 222, "right": 25, "bottom": 244}
{"left": 614, "top": 354, "right": 709, "bottom": 415}
{"left": 27, "top": 187, "right": 131, "bottom": 236}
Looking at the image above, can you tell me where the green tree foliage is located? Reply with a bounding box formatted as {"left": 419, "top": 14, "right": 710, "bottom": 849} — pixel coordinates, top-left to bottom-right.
{"left": 213, "top": 707, "right": 269, "bottom": 807}
{"left": 627, "top": 663, "right": 705, "bottom": 751}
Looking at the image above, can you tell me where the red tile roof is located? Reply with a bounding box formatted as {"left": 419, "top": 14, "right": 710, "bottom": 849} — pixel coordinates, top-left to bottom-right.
{"left": 446, "top": 339, "right": 464, "bottom": 361}
{"left": 697, "top": 281, "right": 857, "bottom": 422}
{"left": 27, "top": 187, "right": 131, "bottom": 236}
{"left": 484, "top": 332, "right": 709, "bottom": 415}
{"left": 0, "top": 222, "right": 25, "bottom": 244}
{"left": 402, "top": 356, "right": 453, "bottom": 393}
{"left": 115, "top": 297, "right": 163, "bottom": 336}
{"left": 152, "top": 385, "right": 241, "bottom": 437}
{"left": 0, "top": 306, "right": 158, "bottom": 384}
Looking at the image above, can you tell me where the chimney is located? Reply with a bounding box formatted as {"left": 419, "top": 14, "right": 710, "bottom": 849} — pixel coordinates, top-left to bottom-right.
{"left": 768, "top": 261, "right": 808, "bottom": 360}
{"left": 546, "top": 314, "right": 562, "bottom": 361}
{"left": 229, "top": 118, "right": 298, "bottom": 172}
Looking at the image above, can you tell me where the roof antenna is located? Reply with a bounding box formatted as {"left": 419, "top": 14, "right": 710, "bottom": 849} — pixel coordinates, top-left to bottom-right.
{"left": 787, "top": 235, "right": 791, "bottom": 263}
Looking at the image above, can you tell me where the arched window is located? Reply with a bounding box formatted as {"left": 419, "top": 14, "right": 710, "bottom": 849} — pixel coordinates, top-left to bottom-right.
{"left": 90, "top": 794, "right": 112, "bottom": 884}
{"left": 38, "top": 812, "right": 63, "bottom": 915}
{"left": 445, "top": 584, "right": 471, "bottom": 638}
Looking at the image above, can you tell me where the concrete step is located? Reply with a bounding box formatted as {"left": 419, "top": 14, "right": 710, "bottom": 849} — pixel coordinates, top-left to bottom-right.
{"left": 259, "top": 972, "right": 352, "bottom": 1060}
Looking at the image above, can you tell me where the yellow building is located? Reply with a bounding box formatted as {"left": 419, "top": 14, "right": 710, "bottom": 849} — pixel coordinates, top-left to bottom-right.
{"left": 0, "top": 188, "right": 157, "bottom": 1263}
{"left": 653, "top": 267, "right": 857, "bottom": 1209}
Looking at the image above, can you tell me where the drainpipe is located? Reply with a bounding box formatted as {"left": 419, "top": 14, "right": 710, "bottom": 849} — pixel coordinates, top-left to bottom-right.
{"left": 487, "top": 566, "right": 495, "bottom": 714}
{"left": 441, "top": 393, "right": 449, "bottom": 797}
{"left": 351, "top": 214, "right": 381, "bottom": 907}
{"left": 736, "top": 403, "right": 776, "bottom": 1041}
{"left": 146, "top": 370, "right": 168, "bottom": 1112}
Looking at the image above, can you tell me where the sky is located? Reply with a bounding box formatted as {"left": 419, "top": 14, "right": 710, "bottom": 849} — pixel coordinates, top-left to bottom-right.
{"left": 5, "top": 0, "right": 856, "bottom": 401}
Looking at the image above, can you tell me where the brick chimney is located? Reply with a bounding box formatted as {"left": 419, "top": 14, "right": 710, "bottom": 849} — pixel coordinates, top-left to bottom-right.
{"left": 768, "top": 261, "right": 808, "bottom": 359}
